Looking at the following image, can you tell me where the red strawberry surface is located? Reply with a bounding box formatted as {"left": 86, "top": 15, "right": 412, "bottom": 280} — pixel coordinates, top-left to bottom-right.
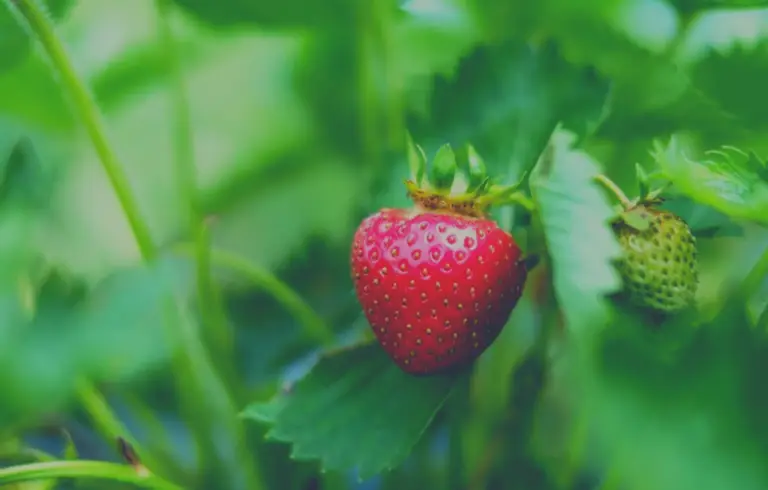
{"left": 351, "top": 208, "right": 527, "bottom": 375}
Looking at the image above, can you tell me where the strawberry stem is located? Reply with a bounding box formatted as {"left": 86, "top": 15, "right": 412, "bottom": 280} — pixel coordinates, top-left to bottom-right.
{"left": 594, "top": 174, "right": 632, "bottom": 209}
{"left": 480, "top": 190, "right": 535, "bottom": 212}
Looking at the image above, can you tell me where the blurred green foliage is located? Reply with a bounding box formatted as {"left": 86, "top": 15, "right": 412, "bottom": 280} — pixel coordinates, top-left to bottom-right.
{"left": 2, "top": 0, "right": 768, "bottom": 489}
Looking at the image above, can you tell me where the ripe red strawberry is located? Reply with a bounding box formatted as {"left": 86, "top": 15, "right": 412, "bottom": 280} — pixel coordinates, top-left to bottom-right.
{"left": 351, "top": 208, "right": 527, "bottom": 375}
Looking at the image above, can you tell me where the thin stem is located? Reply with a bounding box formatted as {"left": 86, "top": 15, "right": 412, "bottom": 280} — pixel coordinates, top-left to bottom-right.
{"left": 0, "top": 461, "right": 182, "bottom": 490}
{"left": 155, "top": 0, "right": 232, "bottom": 362}
{"left": 0, "top": 445, "right": 57, "bottom": 463}
{"left": 8, "top": 0, "right": 162, "bottom": 475}
{"left": 494, "top": 192, "right": 536, "bottom": 213}
{"left": 75, "top": 382, "right": 162, "bottom": 472}
{"left": 172, "top": 244, "right": 336, "bottom": 347}
{"left": 593, "top": 174, "right": 632, "bottom": 208}
{"left": 10, "top": 0, "right": 156, "bottom": 259}
{"left": 155, "top": 5, "right": 257, "bottom": 487}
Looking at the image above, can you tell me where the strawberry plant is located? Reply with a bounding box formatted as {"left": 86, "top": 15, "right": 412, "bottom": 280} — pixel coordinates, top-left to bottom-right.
{"left": 1, "top": 0, "right": 768, "bottom": 489}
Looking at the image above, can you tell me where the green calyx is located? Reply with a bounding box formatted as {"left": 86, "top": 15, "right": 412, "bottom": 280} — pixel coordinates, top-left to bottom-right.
{"left": 404, "top": 137, "right": 533, "bottom": 218}
{"left": 593, "top": 166, "right": 669, "bottom": 231}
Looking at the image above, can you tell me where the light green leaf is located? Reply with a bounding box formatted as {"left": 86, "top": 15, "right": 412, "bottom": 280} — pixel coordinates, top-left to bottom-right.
{"left": 242, "top": 343, "right": 464, "bottom": 479}
{"left": 530, "top": 129, "right": 622, "bottom": 333}
{"left": 653, "top": 138, "right": 768, "bottom": 224}
{"left": 392, "top": 0, "right": 480, "bottom": 80}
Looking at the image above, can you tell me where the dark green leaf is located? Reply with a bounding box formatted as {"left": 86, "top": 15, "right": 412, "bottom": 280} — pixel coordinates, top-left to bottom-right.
{"left": 691, "top": 42, "right": 768, "bottom": 127}
{"left": 409, "top": 41, "right": 610, "bottom": 184}
{"left": 672, "top": 0, "right": 768, "bottom": 15}
{"left": 0, "top": 3, "right": 32, "bottom": 74}
{"left": 0, "top": 137, "right": 55, "bottom": 210}
{"left": 242, "top": 342, "right": 464, "bottom": 478}
{"left": 575, "top": 305, "right": 768, "bottom": 490}
{"left": 44, "top": 0, "right": 75, "bottom": 19}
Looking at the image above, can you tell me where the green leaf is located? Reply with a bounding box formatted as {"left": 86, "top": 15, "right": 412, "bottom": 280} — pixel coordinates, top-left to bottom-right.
{"left": 429, "top": 143, "right": 457, "bottom": 191}
{"left": 406, "top": 133, "right": 427, "bottom": 186}
{"left": 690, "top": 41, "right": 768, "bottom": 127}
{"left": 661, "top": 195, "right": 744, "bottom": 238}
{"left": 0, "top": 0, "right": 77, "bottom": 74}
{"left": 62, "top": 429, "right": 78, "bottom": 460}
{"left": 576, "top": 305, "right": 768, "bottom": 490}
{"left": 409, "top": 40, "right": 610, "bottom": 184}
{"left": 0, "top": 2, "right": 32, "bottom": 74}
{"left": 0, "top": 137, "right": 56, "bottom": 210}
{"left": 392, "top": 0, "right": 481, "bottom": 80}
{"left": 466, "top": 144, "right": 487, "bottom": 191}
{"left": 0, "top": 257, "right": 189, "bottom": 428}
{"left": 242, "top": 342, "right": 464, "bottom": 479}
{"left": 653, "top": 138, "right": 768, "bottom": 225}
{"left": 44, "top": 0, "right": 75, "bottom": 19}
{"left": 635, "top": 162, "right": 650, "bottom": 198}
{"left": 529, "top": 129, "right": 622, "bottom": 333}
{"left": 170, "top": 0, "right": 355, "bottom": 29}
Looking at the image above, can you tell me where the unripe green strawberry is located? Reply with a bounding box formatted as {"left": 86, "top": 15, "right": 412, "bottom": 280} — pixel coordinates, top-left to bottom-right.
{"left": 613, "top": 207, "right": 698, "bottom": 313}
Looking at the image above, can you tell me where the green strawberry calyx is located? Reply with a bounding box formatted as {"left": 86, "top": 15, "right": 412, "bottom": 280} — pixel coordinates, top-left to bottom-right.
{"left": 594, "top": 170, "right": 671, "bottom": 232}
{"left": 405, "top": 136, "right": 534, "bottom": 218}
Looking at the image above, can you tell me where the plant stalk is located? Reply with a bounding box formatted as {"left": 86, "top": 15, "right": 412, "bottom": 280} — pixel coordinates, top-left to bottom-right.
{"left": 594, "top": 174, "right": 632, "bottom": 208}
{"left": 155, "top": 4, "right": 265, "bottom": 490}
{"left": 8, "top": 0, "right": 158, "bottom": 469}
{"left": 155, "top": 0, "right": 234, "bottom": 367}
{"left": 0, "top": 461, "right": 182, "bottom": 490}
{"left": 172, "top": 244, "right": 336, "bottom": 347}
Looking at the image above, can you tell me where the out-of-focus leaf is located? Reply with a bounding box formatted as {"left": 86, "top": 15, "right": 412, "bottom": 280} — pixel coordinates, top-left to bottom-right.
{"left": 242, "top": 342, "right": 464, "bottom": 479}
{"left": 576, "top": 305, "right": 768, "bottom": 490}
{"left": 0, "top": 137, "right": 56, "bottom": 290}
{"left": 392, "top": 0, "right": 480, "bottom": 80}
{"left": 209, "top": 158, "right": 364, "bottom": 272}
{"left": 690, "top": 43, "right": 768, "bottom": 127}
{"left": 672, "top": 0, "right": 768, "bottom": 15}
{"left": 0, "top": 0, "right": 78, "bottom": 74}
{"left": 654, "top": 138, "right": 768, "bottom": 225}
{"left": 0, "top": 257, "right": 190, "bottom": 429}
{"left": 0, "top": 3, "right": 32, "bottom": 74}
{"left": 44, "top": 0, "right": 75, "bottom": 20}
{"left": 0, "top": 137, "right": 56, "bottom": 210}
{"left": 529, "top": 129, "right": 622, "bottom": 334}
{"left": 44, "top": 34, "right": 314, "bottom": 282}
{"left": 91, "top": 39, "right": 207, "bottom": 111}
{"left": 409, "top": 41, "right": 610, "bottom": 183}
{"left": 661, "top": 195, "right": 744, "bottom": 238}
{"left": 170, "top": 0, "right": 356, "bottom": 29}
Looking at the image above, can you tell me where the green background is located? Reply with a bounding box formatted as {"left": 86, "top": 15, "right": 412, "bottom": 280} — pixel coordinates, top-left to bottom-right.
{"left": 1, "top": 0, "right": 768, "bottom": 489}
